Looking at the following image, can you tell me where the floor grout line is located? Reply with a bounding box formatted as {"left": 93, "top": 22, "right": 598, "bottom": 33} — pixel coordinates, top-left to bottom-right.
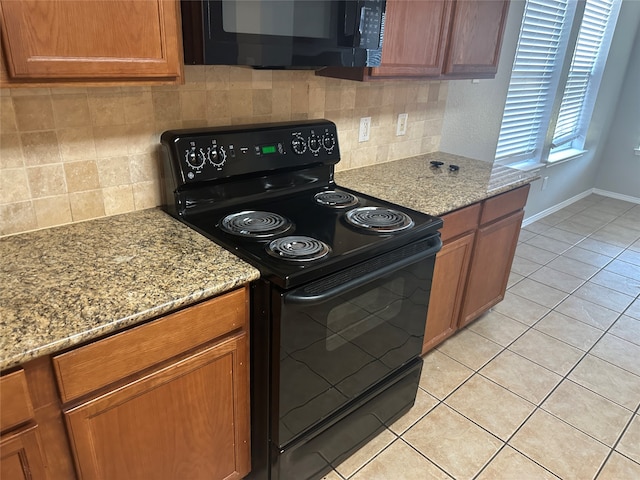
{"left": 592, "top": 404, "right": 640, "bottom": 479}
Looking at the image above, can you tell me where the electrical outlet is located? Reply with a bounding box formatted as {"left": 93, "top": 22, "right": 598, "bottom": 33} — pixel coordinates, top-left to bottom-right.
{"left": 542, "top": 176, "right": 549, "bottom": 190}
{"left": 396, "top": 113, "right": 408, "bottom": 136}
{"left": 359, "top": 117, "right": 371, "bottom": 142}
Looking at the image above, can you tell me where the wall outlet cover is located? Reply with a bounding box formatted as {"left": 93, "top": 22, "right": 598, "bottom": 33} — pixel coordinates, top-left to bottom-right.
{"left": 396, "top": 113, "right": 408, "bottom": 136}
{"left": 359, "top": 117, "right": 371, "bottom": 142}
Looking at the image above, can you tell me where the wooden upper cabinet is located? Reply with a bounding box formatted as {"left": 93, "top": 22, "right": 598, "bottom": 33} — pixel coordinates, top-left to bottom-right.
{"left": 0, "top": 0, "right": 183, "bottom": 84}
{"left": 317, "top": 0, "right": 509, "bottom": 81}
{"left": 371, "top": 0, "right": 453, "bottom": 78}
{"left": 443, "top": 0, "right": 510, "bottom": 77}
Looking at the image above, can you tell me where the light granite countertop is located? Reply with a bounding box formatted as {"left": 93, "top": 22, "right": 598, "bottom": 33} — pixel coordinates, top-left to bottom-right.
{"left": 0, "top": 209, "right": 260, "bottom": 371}
{"left": 336, "top": 152, "right": 538, "bottom": 216}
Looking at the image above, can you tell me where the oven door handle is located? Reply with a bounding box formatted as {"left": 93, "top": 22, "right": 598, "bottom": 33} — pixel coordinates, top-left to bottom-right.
{"left": 284, "top": 235, "right": 442, "bottom": 305}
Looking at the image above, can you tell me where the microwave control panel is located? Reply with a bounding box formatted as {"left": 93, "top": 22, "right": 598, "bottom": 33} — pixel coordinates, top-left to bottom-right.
{"left": 357, "top": 0, "right": 384, "bottom": 49}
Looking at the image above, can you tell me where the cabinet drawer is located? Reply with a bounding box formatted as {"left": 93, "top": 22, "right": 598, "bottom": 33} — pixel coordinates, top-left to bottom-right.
{"left": 440, "top": 203, "right": 481, "bottom": 243}
{"left": 54, "top": 287, "right": 248, "bottom": 403}
{"left": 480, "top": 184, "right": 530, "bottom": 225}
{"left": 0, "top": 370, "right": 34, "bottom": 433}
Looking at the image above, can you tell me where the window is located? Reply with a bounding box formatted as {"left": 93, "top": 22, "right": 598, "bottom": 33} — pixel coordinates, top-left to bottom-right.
{"left": 495, "top": 0, "right": 621, "bottom": 167}
{"left": 551, "top": 0, "right": 620, "bottom": 152}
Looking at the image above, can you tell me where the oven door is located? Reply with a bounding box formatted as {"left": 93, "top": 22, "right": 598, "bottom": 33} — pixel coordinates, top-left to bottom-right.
{"left": 272, "top": 234, "right": 441, "bottom": 448}
{"left": 199, "top": 0, "right": 385, "bottom": 66}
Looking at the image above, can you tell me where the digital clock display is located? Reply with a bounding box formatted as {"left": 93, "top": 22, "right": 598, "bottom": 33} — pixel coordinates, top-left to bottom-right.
{"left": 261, "top": 145, "right": 277, "bottom": 155}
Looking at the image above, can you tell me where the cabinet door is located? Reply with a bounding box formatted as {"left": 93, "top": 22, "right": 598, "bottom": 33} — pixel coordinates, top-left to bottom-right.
{"left": 443, "top": 0, "right": 510, "bottom": 77}
{"left": 371, "top": 0, "right": 453, "bottom": 77}
{"left": 0, "top": 0, "right": 182, "bottom": 81}
{"left": 459, "top": 209, "right": 524, "bottom": 327}
{"left": 64, "top": 334, "right": 250, "bottom": 480}
{"left": 0, "top": 425, "right": 47, "bottom": 480}
{"left": 422, "top": 231, "right": 475, "bottom": 354}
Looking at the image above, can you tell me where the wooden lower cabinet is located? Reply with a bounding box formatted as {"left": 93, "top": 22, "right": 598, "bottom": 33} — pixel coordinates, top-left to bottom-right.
{"left": 0, "top": 369, "right": 47, "bottom": 480}
{"left": 0, "top": 426, "right": 47, "bottom": 480}
{"left": 57, "top": 287, "right": 252, "bottom": 480}
{"left": 0, "top": 286, "right": 251, "bottom": 480}
{"left": 422, "top": 184, "right": 529, "bottom": 353}
{"left": 64, "top": 333, "right": 249, "bottom": 480}
{"left": 459, "top": 209, "right": 524, "bottom": 327}
{"left": 422, "top": 231, "right": 475, "bottom": 354}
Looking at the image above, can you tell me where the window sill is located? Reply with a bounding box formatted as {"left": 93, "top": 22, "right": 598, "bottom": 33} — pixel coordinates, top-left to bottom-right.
{"left": 508, "top": 161, "right": 545, "bottom": 172}
{"left": 547, "top": 148, "right": 587, "bottom": 165}
{"left": 494, "top": 158, "right": 544, "bottom": 171}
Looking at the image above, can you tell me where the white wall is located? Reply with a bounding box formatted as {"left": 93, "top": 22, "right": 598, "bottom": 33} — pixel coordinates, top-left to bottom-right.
{"left": 439, "top": 1, "right": 525, "bottom": 162}
{"left": 440, "top": 0, "right": 640, "bottom": 219}
{"left": 594, "top": 25, "right": 640, "bottom": 199}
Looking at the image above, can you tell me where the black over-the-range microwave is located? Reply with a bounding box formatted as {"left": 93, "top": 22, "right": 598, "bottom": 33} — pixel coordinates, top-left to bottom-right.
{"left": 181, "top": 0, "right": 386, "bottom": 67}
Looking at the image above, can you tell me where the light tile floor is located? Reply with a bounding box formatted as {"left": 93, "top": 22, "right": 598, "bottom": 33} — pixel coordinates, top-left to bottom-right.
{"left": 324, "top": 194, "right": 640, "bottom": 480}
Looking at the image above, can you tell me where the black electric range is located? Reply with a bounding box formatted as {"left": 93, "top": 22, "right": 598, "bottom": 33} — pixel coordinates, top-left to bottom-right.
{"left": 160, "top": 119, "right": 442, "bottom": 288}
{"left": 160, "top": 120, "right": 442, "bottom": 480}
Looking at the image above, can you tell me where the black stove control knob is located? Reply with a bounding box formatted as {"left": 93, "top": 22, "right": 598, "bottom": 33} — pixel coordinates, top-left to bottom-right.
{"left": 322, "top": 133, "right": 336, "bottom": 153}
{"left": 308, "top": 134, "right": 321, "bottom": 154}
{"left": 185, "top": 148, "right": 206, "bottom": 170}
{"left": 208, "top": 146, "right": 218, "bottom": 163}
{"left": 212, "top": 146, "right": 227, "bottom": 168}
{"left": 291, "top": 134, "right": 307, "bottom": 155}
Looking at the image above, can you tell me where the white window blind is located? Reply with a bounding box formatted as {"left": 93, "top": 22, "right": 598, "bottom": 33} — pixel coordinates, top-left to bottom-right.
{"left": 552, "top": 0, "right": 619, "bottom": 149}
{"left": 495, "top": 0, "right": 571, "bottom": 162}
{"left": 495, "top": 0, "right": 620, "bottom": 165}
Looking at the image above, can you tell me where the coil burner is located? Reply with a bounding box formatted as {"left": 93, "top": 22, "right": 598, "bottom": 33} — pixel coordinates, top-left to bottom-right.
{"left": 267, "top": 236, "right": 331, "bottom": 262}
{"left": 220, "top": 211, "right": 293, "bottom": 238}
{"left": 314, "top": 190, "right": 359, "bottom": 208}
{"left": 345, "top": 207, "right": 415, "bottom": 233}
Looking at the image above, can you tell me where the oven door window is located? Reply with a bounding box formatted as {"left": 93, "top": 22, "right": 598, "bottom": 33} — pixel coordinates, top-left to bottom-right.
{"left": 275, "top": 254, "right": 434, "bottom": 446}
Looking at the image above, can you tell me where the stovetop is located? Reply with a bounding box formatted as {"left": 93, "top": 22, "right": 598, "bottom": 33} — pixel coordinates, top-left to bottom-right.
{"left": 182, "top": 185, "right": 442, "bottom": 289}
{"left": 160, "top": 119, "right": 442, "bottom": 289}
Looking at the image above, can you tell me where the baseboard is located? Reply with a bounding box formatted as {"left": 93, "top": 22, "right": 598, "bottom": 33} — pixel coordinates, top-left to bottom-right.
{"left": 592, "top": 188, "right": 640, "bottom": 205}
{"left": 522, "top": 188, "right": 640, "bottom": 227}
{"left": 522, "top": 189, "right": 594, "bottom": 226}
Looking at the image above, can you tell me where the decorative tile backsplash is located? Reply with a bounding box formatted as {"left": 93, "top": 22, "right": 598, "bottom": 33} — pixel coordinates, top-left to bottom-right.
{"left": 0, "top": 66, "right": 447, "bottom": 236}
